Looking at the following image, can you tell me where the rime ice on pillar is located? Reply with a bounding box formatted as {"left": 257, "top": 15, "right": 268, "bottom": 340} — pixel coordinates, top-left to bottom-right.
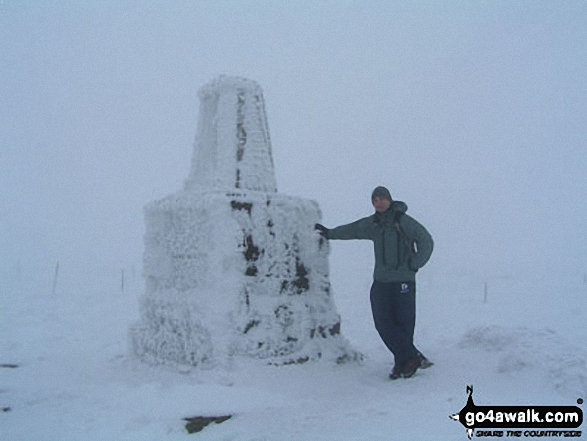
{"left": 184, "top": 76, "right": 276, "bottom": 193}
{"left": 130, "top": 75, "right": 360, "bottom": 367}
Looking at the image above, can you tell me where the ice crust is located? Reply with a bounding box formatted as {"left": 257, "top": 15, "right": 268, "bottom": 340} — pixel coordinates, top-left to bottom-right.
{"left": 130, "top": 76, "right": 359, "bottom": 367}
{"left": 184, "top": 75, "right": 276, "bottom": 193}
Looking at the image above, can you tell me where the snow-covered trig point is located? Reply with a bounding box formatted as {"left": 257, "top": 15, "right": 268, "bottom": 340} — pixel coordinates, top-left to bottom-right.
{"left": 130, "top": 76, "right": 360, "bottom": 367}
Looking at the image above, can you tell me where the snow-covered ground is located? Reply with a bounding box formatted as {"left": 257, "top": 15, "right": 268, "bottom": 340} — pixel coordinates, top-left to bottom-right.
{"left": 2, "top": 261, "right": 586, "bottom": 440}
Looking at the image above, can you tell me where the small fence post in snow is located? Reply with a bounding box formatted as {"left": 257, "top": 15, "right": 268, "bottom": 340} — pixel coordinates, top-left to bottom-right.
{"left": 121, "top": 269, "right": 125, "bottom": 293}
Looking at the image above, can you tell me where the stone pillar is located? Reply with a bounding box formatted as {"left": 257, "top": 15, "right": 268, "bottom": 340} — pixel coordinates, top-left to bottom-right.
{"left": 130, "top": 76, "right": 359, "bottom": 367}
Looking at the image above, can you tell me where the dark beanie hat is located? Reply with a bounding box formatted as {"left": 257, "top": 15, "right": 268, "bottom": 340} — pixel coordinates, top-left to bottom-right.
{"left": 371, "top": 186, "right": 392, "bottom": 201}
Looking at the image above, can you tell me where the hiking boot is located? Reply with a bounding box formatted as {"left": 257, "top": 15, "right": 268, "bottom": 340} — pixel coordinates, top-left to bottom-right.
{"left": 417, "top": 352, "right": 434, "bottom": 369}
{"left": 389, "top": 364, "right": 402, "bottom": 380}
{"left": 400, "top": 357, "right": 421, "bottom": 378}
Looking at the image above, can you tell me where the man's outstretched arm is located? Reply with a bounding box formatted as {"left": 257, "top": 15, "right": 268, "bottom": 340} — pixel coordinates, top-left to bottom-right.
{"left": 315, "top": 217, "right": 373, "bottom": 241}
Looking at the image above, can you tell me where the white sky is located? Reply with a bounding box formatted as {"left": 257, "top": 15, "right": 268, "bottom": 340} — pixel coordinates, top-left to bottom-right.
{"left": 1, "top": 1, "right": 586, "bottom": 293}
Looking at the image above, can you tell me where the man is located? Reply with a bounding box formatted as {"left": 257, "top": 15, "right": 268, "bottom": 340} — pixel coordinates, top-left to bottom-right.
{"left": 315, "top": 186, "right": 434, "bottom": 379}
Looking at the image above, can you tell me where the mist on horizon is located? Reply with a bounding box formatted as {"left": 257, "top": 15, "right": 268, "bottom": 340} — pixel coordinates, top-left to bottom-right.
{"left": 1, "top": 1, "right": 586, "bottom": 298}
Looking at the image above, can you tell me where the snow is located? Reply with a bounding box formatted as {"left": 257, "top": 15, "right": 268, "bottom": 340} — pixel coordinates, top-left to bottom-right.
{"left": 2, "top": 74, "right": 585, "bottom": 439}
{"left": 1, "top": 273, "right": 586, "bottom": 440}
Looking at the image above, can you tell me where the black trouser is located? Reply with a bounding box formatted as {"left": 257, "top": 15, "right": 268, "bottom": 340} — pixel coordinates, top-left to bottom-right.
{"left": 370, "top": 280, "right": 418, "bottom": 367}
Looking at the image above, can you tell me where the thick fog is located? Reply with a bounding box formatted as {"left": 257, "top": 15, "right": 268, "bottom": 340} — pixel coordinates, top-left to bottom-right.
{"left": 2, "top": 1, "right": 586, "bottom": 298}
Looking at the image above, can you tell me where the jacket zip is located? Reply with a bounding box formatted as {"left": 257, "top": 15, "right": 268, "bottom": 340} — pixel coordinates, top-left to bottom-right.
{"left": 382, "top": 230, "right": 387, "bottom": 265}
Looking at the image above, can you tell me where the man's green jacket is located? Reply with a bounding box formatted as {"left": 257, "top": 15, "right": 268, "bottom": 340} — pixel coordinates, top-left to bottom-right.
{"left": 327, "top": 201, "right": 433, "bottom": 283}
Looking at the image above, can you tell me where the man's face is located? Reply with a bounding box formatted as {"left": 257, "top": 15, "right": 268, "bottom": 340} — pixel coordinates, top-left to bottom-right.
{"left": 372, "top": 196, "right": 391, "bottom": 213}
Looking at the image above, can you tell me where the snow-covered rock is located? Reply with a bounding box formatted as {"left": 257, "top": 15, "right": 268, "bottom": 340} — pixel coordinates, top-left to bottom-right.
{"left": 130, "top": 76, "right": 359, "bottom": 367}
